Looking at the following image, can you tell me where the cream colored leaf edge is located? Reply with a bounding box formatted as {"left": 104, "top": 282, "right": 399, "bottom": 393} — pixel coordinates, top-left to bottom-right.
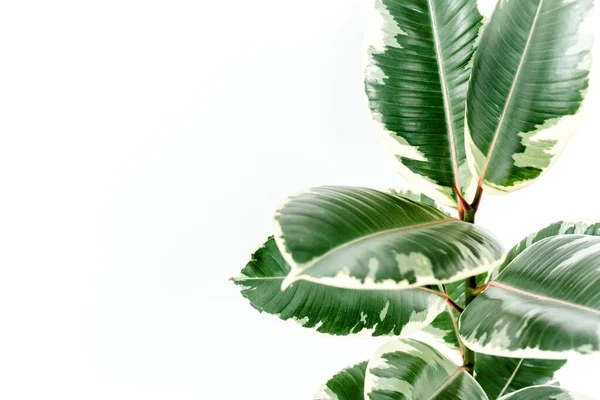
{"left": 364, "top": 338, "right": 459, "bottom": 399}
{"left": 497, "top": 385, "right": 593, "bottom": 400}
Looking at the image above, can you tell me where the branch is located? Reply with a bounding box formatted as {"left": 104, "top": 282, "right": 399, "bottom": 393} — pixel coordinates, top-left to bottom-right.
{"left": 418, "top": 286, "right": 464, "bottom": 313}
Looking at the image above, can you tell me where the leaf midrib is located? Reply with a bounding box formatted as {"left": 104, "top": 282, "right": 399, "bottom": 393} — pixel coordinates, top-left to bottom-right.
{"left": 490, "top": 281, "right": 600, "bottom": 315}
{"left": 427, "top": 0, "right": 462, "bottom": 193}
{"left": 424, "top": 367, "right": 465, "bottom": 400}
{"left": 236, "top": 276, "right": 450, "bottom": 300}
{"left": 496, "top": 358, "right": 524, "bottom": 399}
{"left": 295, "top": 218, "right": 456, "bottom": 272}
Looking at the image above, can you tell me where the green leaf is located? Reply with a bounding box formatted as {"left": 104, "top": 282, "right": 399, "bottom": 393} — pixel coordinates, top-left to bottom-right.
{"left": 275, "top": 186, "right": 504, "bottom": 290}
{"left": 425, "top": 287, "right": 566, "bottom": 400}
{"left": 498, "top": 221, "right": 600, "bottom": 275}
{"left": 365, "top": 338, "right": 488, "bottom": 399}
{"left": 389, "top": 188, "right": 450, "bottom": 215}
{"left": 365, "top": 0, "right": 483, "bottom": 207}
{"left": 465, "top": 0, "right": 595, "bottom": 194}
{"left": 425, "top": 278, "right": 488, "bottom": 353}
{"left": 425, "top": 301, "right": 463, "bottom": 352}
{"left": 475, "top": 356, "right": 565, "bottom": 399}
{"left": 498, "top": 385, "right": 593, "bottom": 400}
{"left": 314, "top": 361, "right": 367, "bottom": 400}
{"left": 427, "top": 314, "right": 566, "bottom": 400}
{"left": 233, "top": 237, "right": 447, "bottom": 336}
{"left": 460, "top": 235, "right": 600, "bottom": 359}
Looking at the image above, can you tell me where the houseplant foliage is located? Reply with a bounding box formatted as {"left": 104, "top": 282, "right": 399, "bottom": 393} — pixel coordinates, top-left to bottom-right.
{"left": 233, "top": 0, "right": 599, "bottom": 398}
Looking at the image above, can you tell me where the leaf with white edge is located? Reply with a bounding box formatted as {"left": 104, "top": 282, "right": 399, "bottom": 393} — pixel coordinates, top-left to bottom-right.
{"left": 365, "top": 0, "right": 483, "bottom": 207}
{"left": 274, "top": 186, "right": 504, "bottom": 290}
{"left": 389, "top": 188, "right": 450, "bottom": 215}
{"left": 365, "top": 338, "right": 488, "bottom": 399}
{"left": 460, "top": 235, "right": 600, "bottom": 359}
{"left": 475, "top": 356, "right": 566, "bottom": 399}
{"left": 424, "top": 285, "right": 566, "bottom": 399}
{"left": 425, "top": 277, "right": 488, "bottom": 353}
{"left": 233, "top": 237, "right": 447, "bottom": 337}
{"left": 498, "top": 385, "right": 593, "bottom": 400}
{"left": 314, "top": 361, "right": 367, "bottom": 400}
{"left": 498, "top": 221, "right": 600, "bottom": 275}
{"left": 466, "top": 0, "right": 595, "bottom": 194}
{"left": 425, "top": 302, "right": 463, "bottom": 353}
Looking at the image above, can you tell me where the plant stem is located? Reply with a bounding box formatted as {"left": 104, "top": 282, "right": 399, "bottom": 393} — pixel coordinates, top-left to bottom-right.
{"left": 458, "top": 190, "right": 481, "bottom": 375}
{"left": 463, "top": 275, "right": 478, "bottom": 374}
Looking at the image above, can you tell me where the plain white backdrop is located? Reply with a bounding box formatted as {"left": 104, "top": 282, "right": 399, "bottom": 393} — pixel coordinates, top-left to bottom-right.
{"left": 1, "top": 0, "right": 599, "bottom": 398}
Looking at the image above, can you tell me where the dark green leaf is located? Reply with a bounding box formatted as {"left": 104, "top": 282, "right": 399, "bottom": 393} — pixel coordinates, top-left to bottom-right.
{"left": 365, "top": 0, "right": 483, "bottom": 207}
{"left": 275, "top": 186, "right": 504, "bottom": 290}
{"left": 498, "top": 221, "right": 600, "bottom": 275}
{"left": 476, "top": 355, "right": 565, "bottom": 399}
{"left": 365, "top": 338, "right": 488, "bottom": 399}
{"left": 498, "top": 385, "right": 592, "bottom": 400}
{"left": 460, "top": 235, "right": 600, "bottom": 358}
{"left": 233, "top": 237, "right": 446, "bottom": 337}
{"left": 466, "top": 0, "right": 594, "bottom": 194}
{"left": 314, "top": 361, "right": 367, "bottom": 400}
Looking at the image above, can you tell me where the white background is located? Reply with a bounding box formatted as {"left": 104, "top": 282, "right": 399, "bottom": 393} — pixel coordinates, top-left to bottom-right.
{"left": 1, "top": 0, "right": 599, "bottom": 398}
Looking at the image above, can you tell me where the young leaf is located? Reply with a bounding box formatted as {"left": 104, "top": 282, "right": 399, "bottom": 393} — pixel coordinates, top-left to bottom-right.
{"left": 365, "top": 338, "right": 488, "bottom": 399}
{"left": 233, "top": 237, "right": 447, "bottom": 337}
{"left": 274, "top": 186, "right": 504, "bottom": 290}
{"left": 313, "top": 361, "right": 367, "bottom": 400}
{"left": 466, "top": 0, "right": 595, "bottom": 194}
{"left": 365, "top": 0, "right": 483, "bottom": 207}
{"left": 460, "top": 235, "right": 600, "bottom": 359}
{"left": 498, "top": 385, "right": 593, "bottom": 400}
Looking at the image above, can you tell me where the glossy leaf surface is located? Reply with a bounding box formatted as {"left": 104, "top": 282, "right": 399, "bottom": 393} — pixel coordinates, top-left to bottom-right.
{"left": 460, "top": 235, "right": 600, "bottom": 358}
{"left": 365, "top": 0, "right": 482, "bottom": 207}
{"left": 275, "top": 186, "right": 504, "bottom": 290}
{"left": 365, "top": 338, "right": 488, "bottom": 399}
{"left": 498, "top": 385, "right": 592, "bottom": 400}
{"left": 466, "top": 0, "right": 595, "bottom": 194}
{"left": 425, "top": 284, "right": 566, "bottom": 399}
{"left": 475, "top": 356, "right": 565, "bottom": 399}
{"left": 498, "top": 221, "right": 600, "bottom": 275}
{"left": 233, "top": 237, "right": 446, "bottom": 337}
{"left": 314, "top": 361, "right": 367, "bottom": 400}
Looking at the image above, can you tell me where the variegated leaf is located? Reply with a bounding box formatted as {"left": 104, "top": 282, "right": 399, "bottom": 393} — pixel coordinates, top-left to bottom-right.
{"left": 425, "top": 300, "right": 463, "bottom": 352}
{"left": 498, "top": 385, "right": 593, "bottom": 400}
{"left": 313, "top": 361, "right": 367, "bottom": 400}
{"left": 425, "top": 285, "right": 566, "bottom": 399}
{"left": 274, "top": 186, "right": 504, "bottom": 290}
{"left": 498, "top": 221, "right": 600, "bottom": 275}
{"left": 475, "top": 356, "right": 565, "bottom": 399}
{"left": 233, "top": 237, "right": 446, "bottom": 337}
{"left": 460, "top": 235, "right": 600, "bottom": 359}
{"left": 425, "top": 277, "right": 488, "bottom": 353}
{"left": 389, "top": 188, "right": 450, "bottom": 215}
{"left": 466, "top": 0, "right": 595, "bottom": 194}
{"left": 365, "top": 0, "right": 483, "bottom": 207}
{"left": 365, "top": 338, "right": 488, "bottom": 399}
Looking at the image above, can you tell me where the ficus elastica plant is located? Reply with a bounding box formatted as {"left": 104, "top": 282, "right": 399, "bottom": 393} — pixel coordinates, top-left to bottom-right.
{"left": 233, "top": 0, "right": 599, "bottom": 398}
